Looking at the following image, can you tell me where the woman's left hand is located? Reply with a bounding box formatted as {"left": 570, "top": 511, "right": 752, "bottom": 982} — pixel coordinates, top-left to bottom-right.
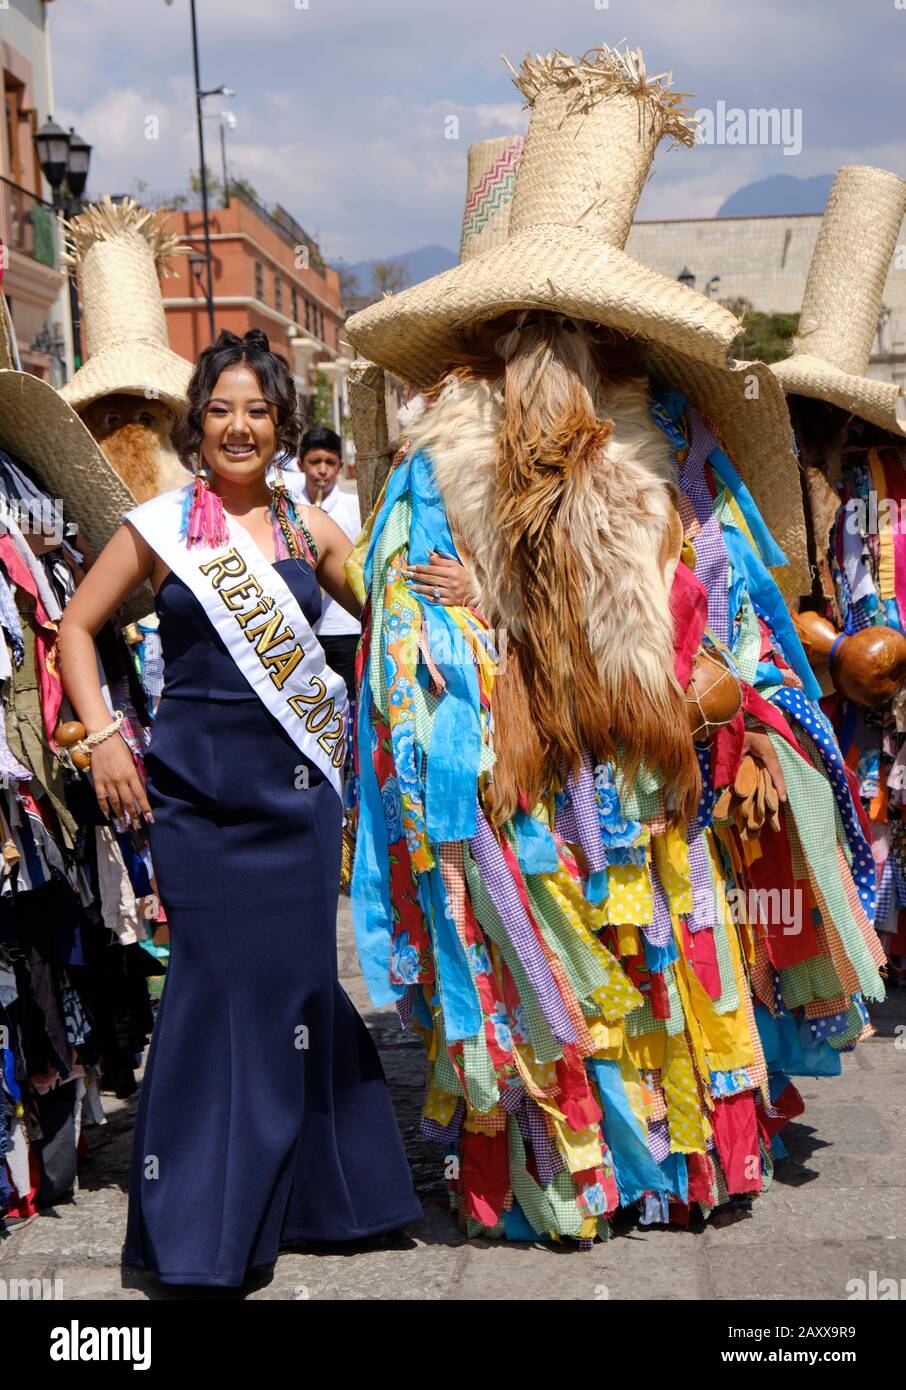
{"left": 406, "top": 552, "right": 471, "bottom": 606}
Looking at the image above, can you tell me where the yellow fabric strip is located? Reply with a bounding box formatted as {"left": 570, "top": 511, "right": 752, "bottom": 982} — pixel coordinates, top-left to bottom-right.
{"left": 662, "top": 1032, "right": 710, "bottom": 1153}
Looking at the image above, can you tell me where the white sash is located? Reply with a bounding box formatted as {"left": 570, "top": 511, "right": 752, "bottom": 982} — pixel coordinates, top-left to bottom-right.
{"left": 124, "top": 485, "right": 348, "bottom": 801}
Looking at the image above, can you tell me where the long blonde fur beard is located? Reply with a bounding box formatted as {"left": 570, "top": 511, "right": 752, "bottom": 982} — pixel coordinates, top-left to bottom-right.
{"left": 81, "top": 395, "right": 191, "bottom": 503}
{"left": 405, "top": 316, "right": 700, "bottom": 824}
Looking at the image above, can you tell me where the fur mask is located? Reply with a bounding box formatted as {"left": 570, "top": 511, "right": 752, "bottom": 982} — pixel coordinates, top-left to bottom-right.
{"left": 81, "top": 393, "right": 191, "bottom": 502}
{"left": 404, "top": 316, "right": 699, "bottom": 823}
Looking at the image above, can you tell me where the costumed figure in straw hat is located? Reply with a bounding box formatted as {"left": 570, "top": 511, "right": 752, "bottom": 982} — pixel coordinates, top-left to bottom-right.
{"left": 0, "top": 283, "right": 168, "bottom": 1218}
{"left": 60, "top": 196, "right": 195, "bottom": 706}
{"left": 344, "top": 44, "right": 886, "bottom": 1245}
{"left": 60, "top": 196, "right": 192, "bottom": 506}
{"left": 773, "top": 165, "right": 906, "bottom": 981}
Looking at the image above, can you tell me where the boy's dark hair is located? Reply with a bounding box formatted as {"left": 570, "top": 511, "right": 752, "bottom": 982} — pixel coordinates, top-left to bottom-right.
{"left": 173, "top": 328, "right": 300, "bottom": 466}
{"left": 299, "top": 425, "right": 342, "bottom": 461}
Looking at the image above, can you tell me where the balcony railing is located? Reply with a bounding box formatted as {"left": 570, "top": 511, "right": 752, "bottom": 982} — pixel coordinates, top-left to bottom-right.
{"left": 0, "top": 176, "right": 58, "bottom": 269}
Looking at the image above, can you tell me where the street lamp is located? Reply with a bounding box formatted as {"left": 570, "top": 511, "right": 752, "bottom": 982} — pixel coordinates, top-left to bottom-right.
{"left": 677, "top": 266, "right": 696, "bottom": 290}
{"left": 33, "top": 117, "right": 70, "bottom": 191}
{"left": 705, "top": 275, "right": 721, "bottom": 300}
{"left": 33, "top": 117, "right": 93, "bottom": 367}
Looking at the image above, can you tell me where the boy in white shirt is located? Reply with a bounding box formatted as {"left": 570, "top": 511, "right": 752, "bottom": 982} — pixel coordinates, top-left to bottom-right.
{"left": 293, "top": 427, "right": 362, "bottom": 694}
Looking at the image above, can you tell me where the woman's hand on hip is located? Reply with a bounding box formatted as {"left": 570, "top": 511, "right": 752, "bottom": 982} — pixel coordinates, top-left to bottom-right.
{"left": 90, "top": 734, "right": 154, "bottom": 829}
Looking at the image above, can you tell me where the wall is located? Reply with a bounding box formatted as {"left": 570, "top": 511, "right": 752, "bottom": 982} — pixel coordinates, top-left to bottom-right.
{"left": 626, "top": 212, "right": 906, "bottom": 389}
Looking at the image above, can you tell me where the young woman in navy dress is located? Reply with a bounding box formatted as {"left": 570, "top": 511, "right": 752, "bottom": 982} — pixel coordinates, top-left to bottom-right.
{"left": 58, "top": 330, "right": 425, "bottom": 1286}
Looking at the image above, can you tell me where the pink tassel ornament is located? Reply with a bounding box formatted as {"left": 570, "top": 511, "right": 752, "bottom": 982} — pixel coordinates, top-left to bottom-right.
{"left": 181, "top": 474, "right": 229, "bottom": 549}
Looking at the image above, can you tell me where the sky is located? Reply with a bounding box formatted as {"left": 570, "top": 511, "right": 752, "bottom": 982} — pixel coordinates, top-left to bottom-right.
{"left": 48, "top": 0, "right": 906, "bottom": 266}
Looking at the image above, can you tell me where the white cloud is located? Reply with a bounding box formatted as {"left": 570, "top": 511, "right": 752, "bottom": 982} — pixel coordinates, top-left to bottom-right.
{"left": 48, "top": 0, "right": 906, "bottom": 261}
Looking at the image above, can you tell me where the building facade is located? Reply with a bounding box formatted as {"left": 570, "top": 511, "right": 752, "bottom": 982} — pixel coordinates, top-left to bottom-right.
{"left": 157, "top": 191, "right": 351, "bottom": 434}
{"left": 0, "top": 0, "right": 69, "bottom": 382}
{"left": 627, "top": 211, "right": 906, "bottom": 390}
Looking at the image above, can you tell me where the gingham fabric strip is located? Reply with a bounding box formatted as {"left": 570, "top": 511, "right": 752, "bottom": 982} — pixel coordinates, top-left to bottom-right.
{"left": 470, "top": 805, "right": 576, "bottom": 1044}
{"left": 462, "top": 846, "right": 565, "bottom": 1063}
{"left": 555, "top": 750, "right": 607, "bottom": 875}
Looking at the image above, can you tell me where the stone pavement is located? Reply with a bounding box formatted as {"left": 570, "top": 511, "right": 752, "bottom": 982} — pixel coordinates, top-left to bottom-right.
{"left": 1, "top": 898, "right": 904, "bottom": 1301}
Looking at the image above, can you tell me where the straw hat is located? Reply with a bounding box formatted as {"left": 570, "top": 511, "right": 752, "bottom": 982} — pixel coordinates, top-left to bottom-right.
{"left": 459, "top": 134, "right": 524, "bottom": 261}
{"left": 59, "top": 196, "right": 192, "bottom": 415}
{"left": 0, "top": 290, "right": 153, "bottom": 625}
{"left": 345, "top": 44, "right": 810, "bottom": 598}
{"left": 772, "top": 165, "right": 906, "bottom": 437}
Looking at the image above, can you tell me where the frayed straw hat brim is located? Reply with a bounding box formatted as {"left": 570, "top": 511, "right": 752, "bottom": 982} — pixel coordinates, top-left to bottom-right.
{"left": 347, "top": 228, "right": 811, "bottom": 600}
{"left": 346, "top": 226, "right": 741, "bottom": 386}
{"left": 59, "top": 342, "right": 192, "bottom": 416}
{"left": 773, "top": 353, "right": 906, "bottom": 439}
{"left": 0, "top": 370, "right": 154, "bottom": 624}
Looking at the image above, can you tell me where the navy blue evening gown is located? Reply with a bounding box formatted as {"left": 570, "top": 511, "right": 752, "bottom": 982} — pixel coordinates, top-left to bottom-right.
{"left": 123, "top": 554, "right": 423, "bottom": 1286}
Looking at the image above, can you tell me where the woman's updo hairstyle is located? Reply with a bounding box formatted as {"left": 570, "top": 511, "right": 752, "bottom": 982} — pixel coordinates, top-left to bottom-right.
{"left": 174, "top": 328, "right": 301, "bottom": 468}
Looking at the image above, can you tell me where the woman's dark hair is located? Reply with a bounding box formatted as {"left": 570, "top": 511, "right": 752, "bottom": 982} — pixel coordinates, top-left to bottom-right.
{"left": 173, "top": 328, "right": 301, "bottom": 467}
{"left": 299, "top": 425, "right": 342, "bottom": 461}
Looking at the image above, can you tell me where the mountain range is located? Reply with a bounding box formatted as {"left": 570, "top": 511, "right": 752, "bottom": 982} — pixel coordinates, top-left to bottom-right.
{"left": 335, "top": 174, "right": 839, "bottom": 291}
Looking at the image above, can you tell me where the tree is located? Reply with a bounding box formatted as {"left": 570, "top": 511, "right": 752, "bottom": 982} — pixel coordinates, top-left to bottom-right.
{"left": 336, "top": 263, "right": 360, "bottom": 303}
{"left": 727, "top": 308, "right": 800, "bottom": 364}
{"left": 228, "top": 175, "right": 260, "bottom": 206}
{"left": 189, "top": 164, "right": 223, "bottom": 204}
{"left": 311, "top": 370, "right": 335, "bottom": 429}
{"left": 369, "top": 259, "right": 409, "bottom": 300}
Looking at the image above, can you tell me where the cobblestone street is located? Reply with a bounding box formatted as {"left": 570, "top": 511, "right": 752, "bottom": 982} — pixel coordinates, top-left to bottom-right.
{"left": 2, "top": 899, "right": 904, "bottom": 1302}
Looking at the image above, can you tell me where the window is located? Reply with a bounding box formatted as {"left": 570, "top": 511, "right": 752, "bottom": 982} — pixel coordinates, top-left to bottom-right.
{"left": 274, "top": 275, "right": 283, "bottom": 313}
{"left": 254, "top": 260, "right": 264, "bottom": 300}
{"left": 304, "top": 298, "right": 311, "bottom": 331}
{"left": 291, "top": 287, "right": 299, "bottom": 324}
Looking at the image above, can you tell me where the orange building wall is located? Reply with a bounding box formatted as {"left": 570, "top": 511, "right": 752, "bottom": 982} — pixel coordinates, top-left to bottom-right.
{"left": 156, "top": 199, "right": 344, "bottom": 371}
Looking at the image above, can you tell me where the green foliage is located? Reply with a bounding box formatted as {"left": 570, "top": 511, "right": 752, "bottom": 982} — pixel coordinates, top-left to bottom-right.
{"left": 729, "top": 308, "right": 800, "bottom": 364}
{"left": 311, "top": 370, "right": 335, "bottom": 428}
{"left": 228, "top": 174, "right": 260, "bottom": 204}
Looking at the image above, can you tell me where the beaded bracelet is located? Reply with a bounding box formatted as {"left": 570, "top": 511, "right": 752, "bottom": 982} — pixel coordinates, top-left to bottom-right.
{"left": 55, "top": 710, "right": 126, "bottom": 771}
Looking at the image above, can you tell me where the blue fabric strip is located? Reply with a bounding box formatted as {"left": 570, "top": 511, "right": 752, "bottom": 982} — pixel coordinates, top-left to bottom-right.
{"left": 721, "top": 524, "right": 823, "bottom": 702}
{"left": 350, "top": 652, "right": 405, "bottom": 1009}
{"left": 420, "top": 864, "right": 483, "bottom": 1042}
{"left": 657, "top": 1150, "right": 689, "bottom": 1204}
{"left": 588, "top": 1057, "right": 666, "bottom": 1202}
{"left": 513, "top": 808, "right": 560, "bottom": 874}
{"left": 586, "top": 868, "right": 609, "bottom": 905}
{"left": 407, "top": 450, "right": 482, "bottom": 842}
{"left": 709, "top": 445, "right": 788, "bottom": 569}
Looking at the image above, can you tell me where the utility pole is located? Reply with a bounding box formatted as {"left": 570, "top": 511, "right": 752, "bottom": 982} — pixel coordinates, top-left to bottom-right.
{"left": 189, "top": 0, "right": 216, "bottom": 342}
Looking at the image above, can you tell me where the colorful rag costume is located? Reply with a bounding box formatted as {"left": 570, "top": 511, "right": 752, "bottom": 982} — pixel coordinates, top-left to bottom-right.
{"left": 825, "top": 430, "right": 906, "bottom": 973}
{"left": 771, "top": 164, "right": 906, "bottom": 979}
{"left": 343, "top": 45, "right": 885, "bottom": 1245}
{"left": 344, "top": 390, "right": 884, "bottom": 1244}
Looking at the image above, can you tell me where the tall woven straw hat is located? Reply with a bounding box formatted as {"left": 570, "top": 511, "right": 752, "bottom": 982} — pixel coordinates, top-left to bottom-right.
{"left": 59, "top": 196, "right": 192, "bottom": 415}
{"left": 348, "top": 134, "right": 526, "bottom": 512}
{"left": 346, "top": 45, "right": 809, "bottom": 597}
{"left": 0, "top": 288, "right": 153, "bottom": 624}
{"left": 772, "top": 165, "right": 906, "bottom": 437}
{"left": 458, "top": 134, "right": 525, "bottom": 261}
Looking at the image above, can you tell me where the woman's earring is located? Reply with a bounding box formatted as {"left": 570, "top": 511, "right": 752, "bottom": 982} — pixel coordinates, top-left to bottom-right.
{"left": 181, "top": 453, "right": 228, "bottom": 548}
